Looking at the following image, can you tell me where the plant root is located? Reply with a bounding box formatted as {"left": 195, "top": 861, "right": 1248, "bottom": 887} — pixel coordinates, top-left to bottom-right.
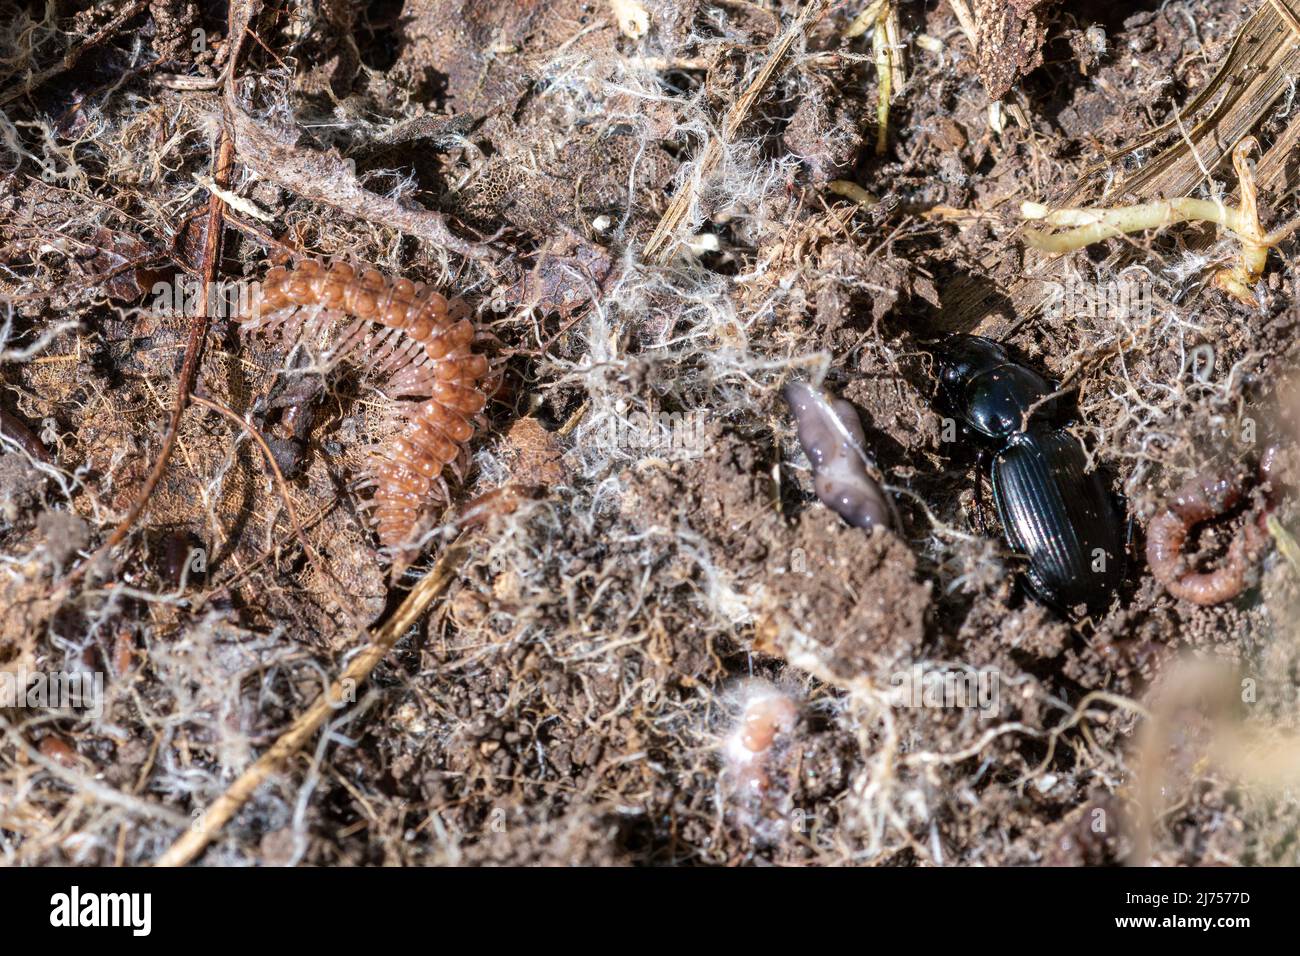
{"left": 1021, "top": 138, "right": 1300, "bottom": 306}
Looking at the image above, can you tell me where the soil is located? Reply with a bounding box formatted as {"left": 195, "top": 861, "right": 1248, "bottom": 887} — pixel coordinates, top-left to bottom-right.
{"left": 1, "top": 0, "right": 1299, "bottom": 866}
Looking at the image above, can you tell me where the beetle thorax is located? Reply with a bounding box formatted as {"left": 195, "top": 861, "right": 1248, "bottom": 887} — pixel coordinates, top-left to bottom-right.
{"left": 962, "top": 366, "right": 1057, "bottom": 439}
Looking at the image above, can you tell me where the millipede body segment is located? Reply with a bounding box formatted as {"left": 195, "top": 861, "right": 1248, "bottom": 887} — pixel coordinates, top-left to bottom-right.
{"left": 239, "top": 258, "right": 492, "bottom": 558}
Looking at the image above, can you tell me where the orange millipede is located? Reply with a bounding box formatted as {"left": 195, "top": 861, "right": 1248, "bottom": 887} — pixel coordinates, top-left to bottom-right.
{"left": 238, "top": 258, "right": 494, "bottom": 561}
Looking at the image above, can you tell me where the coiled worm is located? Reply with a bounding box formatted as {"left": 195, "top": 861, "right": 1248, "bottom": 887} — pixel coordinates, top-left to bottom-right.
{"left": 1146, "top": 456, "right": 1277, "bottom": 605}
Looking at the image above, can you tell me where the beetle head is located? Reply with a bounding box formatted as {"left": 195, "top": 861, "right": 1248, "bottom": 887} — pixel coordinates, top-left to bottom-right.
{"left": 931, "top": 335, "right": 1010, "bottom": 408}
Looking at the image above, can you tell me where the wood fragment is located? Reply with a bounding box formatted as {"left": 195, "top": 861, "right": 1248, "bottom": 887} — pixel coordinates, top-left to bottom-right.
{"left": 154, "top": 540, "right": 468, "bottom": 866}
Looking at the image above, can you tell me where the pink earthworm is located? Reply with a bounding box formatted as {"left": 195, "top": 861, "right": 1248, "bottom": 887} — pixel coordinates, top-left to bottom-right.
{"left": 1146, "top": 456, "right": 1278, "bottom": 605}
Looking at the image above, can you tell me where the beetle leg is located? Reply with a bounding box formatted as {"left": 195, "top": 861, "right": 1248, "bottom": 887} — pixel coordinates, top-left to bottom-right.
{"left": 971, "top": 448, "right": 996, "bottom": 537}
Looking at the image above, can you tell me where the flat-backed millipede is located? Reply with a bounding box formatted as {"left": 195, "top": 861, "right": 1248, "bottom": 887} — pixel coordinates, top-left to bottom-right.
{"left": 237, "top": 258, "right": 493, "bottom": 561}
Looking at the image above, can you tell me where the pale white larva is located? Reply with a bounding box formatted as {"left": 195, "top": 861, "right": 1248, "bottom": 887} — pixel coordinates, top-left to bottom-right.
{"left": 783, "top": 381, "right": 892, "bottom": 531}
{"left": 722, "top": 680, "right": 799, "bottom": 797}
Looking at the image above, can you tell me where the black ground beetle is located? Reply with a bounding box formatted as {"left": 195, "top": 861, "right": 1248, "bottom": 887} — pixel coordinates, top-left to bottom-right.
{"left": 931, "top": 335, "right": 1125, "bottom": 616}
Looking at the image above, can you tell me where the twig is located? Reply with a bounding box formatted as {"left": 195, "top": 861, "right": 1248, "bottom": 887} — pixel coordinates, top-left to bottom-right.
{"left": 154, "top": 539, "right": 468, "bottom": 866}
{"left": 641, "top": 0, "right": 831, "bottom": 263}
{"left": 64, "top": 130, "right": 234, "bottom": 587}
{"left": 0, "top": 0, "right": 150, "bottom": 107}
{"left": 945, "top": 0, "right": 978, "bottom": 48}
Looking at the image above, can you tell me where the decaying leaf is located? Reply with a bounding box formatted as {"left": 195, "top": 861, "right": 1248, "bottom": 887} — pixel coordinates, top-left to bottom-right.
{"left": 972, "top": 0, "right": 1055, "bottom": 99}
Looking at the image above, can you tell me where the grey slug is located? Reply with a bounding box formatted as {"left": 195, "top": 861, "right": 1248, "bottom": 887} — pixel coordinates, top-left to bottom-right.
{"left": 783, "top": 381, "right": 892, "bottom": 531}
